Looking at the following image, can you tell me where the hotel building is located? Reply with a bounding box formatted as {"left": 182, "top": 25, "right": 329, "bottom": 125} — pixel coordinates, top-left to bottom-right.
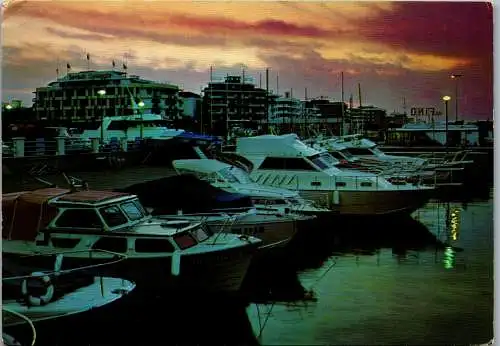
{"left": 33, "top": 70, "right": 182, "bottom": 125}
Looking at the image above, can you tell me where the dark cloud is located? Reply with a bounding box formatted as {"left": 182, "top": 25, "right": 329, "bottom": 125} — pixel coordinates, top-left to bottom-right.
{"left": 356, "top": 2, "right": 493, "bottom": 61}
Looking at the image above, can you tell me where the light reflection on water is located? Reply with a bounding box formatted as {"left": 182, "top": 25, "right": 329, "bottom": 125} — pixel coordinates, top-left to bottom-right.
{"left": 247, "top": 197, "right": 494, "bottom": 345}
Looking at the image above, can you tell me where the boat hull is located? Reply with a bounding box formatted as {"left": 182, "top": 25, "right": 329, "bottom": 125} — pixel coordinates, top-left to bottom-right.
{"left": 207, "top": 213, "right": 300, "bottom": 250}
{"left": 2, "top": 240, "right": 258, "bottom": 295}
{"left": 298, "top": 188, "right": 432, "bottom": 216}
{"left": 3, "top": 278, "right": 135, "bottom": 327}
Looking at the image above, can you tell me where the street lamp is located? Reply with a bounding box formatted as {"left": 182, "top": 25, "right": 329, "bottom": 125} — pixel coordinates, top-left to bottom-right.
{"left": 97, "top": 89, "right": 106, "bottom": 143}
{"left": 450, "top": 74, "right": 463, "bottom": 122}
{"left": 442, "top": 95, "right": 451, "bottom": 148}
{"left": 5, "top": 104, "right": 12, "bottom": 110}
{"left": 138, "top": 100, "right": 145, "bottom": 139}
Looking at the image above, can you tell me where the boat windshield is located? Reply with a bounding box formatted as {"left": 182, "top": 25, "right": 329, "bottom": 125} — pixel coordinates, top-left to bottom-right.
{"left": 99, "top": 205, "right": 129, "bottom": 228}
{"left": 370, "top": 147, "right": 384, "bottom": 156}
{"left": 220, "top": 166, "right": 253, "bottom": 184}
{"left": 120, "top": 200, "right": 145, "bottom": 221}
{"left": 173, "top": 232, "right": 198, "bottom": 250}
{"left": 190, "top": 226, "right": 211, "bottom": 242}
{"left": 308, "top": 153, "right": 339, "bottom": 170}
{"left": 218, "top": 167, "right": 239, "bottom": 183}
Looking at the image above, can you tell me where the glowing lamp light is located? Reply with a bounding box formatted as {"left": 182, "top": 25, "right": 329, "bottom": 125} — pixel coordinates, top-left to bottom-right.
{"left": 97, "top": 89, "right": 106, "bottom": 96}
{"left": 138, "top": 101, "right": 145, "bottom": 107}
{"left": 442, "top": 95, "right": 451, "bottom": 102}
{"left": 5, "top": 104, "right": 12, "bottom": 110}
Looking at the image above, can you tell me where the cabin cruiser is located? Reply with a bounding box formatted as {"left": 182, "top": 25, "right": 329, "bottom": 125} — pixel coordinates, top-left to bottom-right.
{"left": 235, "top": 134, "right": 434, "bottom": 216}
{"left": 79, "top": 113, "right": 185, "bottom": 144}
{"left": 311, "top": 134, "right": 429, "bottom": 168}
{"left": 2, "top": 188, "right": 261, "bottom": 294}
{"left": 118, "top": 174, "right": 303, "bottom": 250}
{"left": 308, "top": 139, "right": 446, "bottom": 186}
{"left": 318, "top": 134, "right": 472, "bottom": 186}
{"left": 172, "top": 159, "right": 330, "bottom": 216}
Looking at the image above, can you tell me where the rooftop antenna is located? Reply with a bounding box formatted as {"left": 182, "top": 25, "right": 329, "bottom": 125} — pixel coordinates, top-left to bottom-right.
{"left": 56, "top": 57, "right": 60, "bottom": 80}
{"left": 86, "top": 52, "right": 90, "bottom": 71}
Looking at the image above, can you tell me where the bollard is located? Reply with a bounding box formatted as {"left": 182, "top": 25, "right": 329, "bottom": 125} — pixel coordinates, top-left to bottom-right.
{"left": 91, "top": 138, "right": 100, "bottom": 153}
{"left": 12, "top": 137, "right": 25, "bottom": 157}
{"left": 120, "top": 137, "right": 128, "bottom": 152}
{"left": 55, "top": 136, "right": 66, "bottom": 156}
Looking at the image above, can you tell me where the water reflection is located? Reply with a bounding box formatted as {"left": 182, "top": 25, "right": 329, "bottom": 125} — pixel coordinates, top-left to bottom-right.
{"left": 246, "top": 197, "right": 493, "bottom": 345}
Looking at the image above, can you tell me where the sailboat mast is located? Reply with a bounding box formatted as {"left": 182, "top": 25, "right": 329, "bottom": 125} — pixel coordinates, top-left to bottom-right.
{"left": 341, "top": 72, "right": 345, "bottom": 136}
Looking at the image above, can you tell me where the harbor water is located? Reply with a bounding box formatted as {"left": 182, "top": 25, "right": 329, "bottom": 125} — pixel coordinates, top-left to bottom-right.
{"left": 8, "top": 187, "right": 493, "bottom": 346}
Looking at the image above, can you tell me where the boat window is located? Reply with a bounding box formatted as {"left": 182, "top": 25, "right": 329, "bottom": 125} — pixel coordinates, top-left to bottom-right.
{"left": 121, "top": 201, "right": 144, "bottom": 221}
{"left": 99, "top": 205, "right": 129, "bottom": 228}
{"left": 260, "top": 157, "right": 286, "bottom": 169}
{"left": 219, "top": 167, "right": 239, "bottom": 183}
{"left": 107, "top": 120, "right": 130, "bottom": 131}
{"left": 54, "top": 209, "right": 103, "bottom": 229}
{"left": 360, "top": 182, "right": 372, "bottom": 187}
{"left": 329, "top": 151, "right": 345, "bottom": 160}
{"left": 135, "top": 239, "right": 175, "bottom": 253}
{"left": 51, "top": 238, "right": 80, "bottom": 249}
{"left": 92, "top": 237, "right": 128, "bottom": 253}
{"left": 133, "top": 199, "right": 148, "bottom": 216}
{"left": 336, "top": 182, "right": 346, "bottom": 187}
{"left": 190, "top": 227, "right": 210, "bottom": 242}
{"left": 285, "top": 158, "right": 316, "bottom": 170}
{"left": 308, "top": 153, "right": 338, "bottom": 170}
{"left": 347, "top": 148, "right": 374, "bottom": 156}
{"left": 173, "top": 233, "right": 198, "bottom": 250}
{"left": 340, "top": 149, "right": 354, "bottom": 159}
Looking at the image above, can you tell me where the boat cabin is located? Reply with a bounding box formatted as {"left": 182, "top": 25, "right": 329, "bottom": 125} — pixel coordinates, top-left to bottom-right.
{"left": 173, "top": 159, "right": 253, "bottom": 185}
{"left": 79, "top": 113, "right": 185, "bottom": 142}
{"left": 2, "top": 188, "right": 212, "bottom": 255}
{"left": 172, "top": 159, "right": 299, "bottom": 206}
{"left": 236, "top": 134, "right": 342, "bottom": 173}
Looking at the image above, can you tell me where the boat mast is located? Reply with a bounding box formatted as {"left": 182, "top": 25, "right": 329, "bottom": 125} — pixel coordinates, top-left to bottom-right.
{"left": 358, "top": 83, "right": 363, "bottom": 135}
{"left": 341, "top": 72, "right": 345, "bottom": 136}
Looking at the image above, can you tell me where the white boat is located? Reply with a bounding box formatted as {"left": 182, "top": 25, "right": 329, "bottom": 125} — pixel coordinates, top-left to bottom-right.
{"left": 79, "top": 113, "right": 185, "bottom": 143}
{"left": 118, "top": 174, "right": 305, "bottom": 250}
{"left": 316, "top": 134, "right": 429, "bottom": 168}
{"left": 172, "top": 159, "right": 330, "bottom": 216}
{"left": 321, "top": 134, "right": 473, "bottom": 185}
{"left": 308, "top": 138, "right": 443, "bottom": 185}
{"left": 2, "top": 188, "right": 262, "bottom": 294}
{"left": 235, "top": 134, "right": 434, "bottom": 216}
{"left": 3, "top": 250, "right": 135, "bottom": 326}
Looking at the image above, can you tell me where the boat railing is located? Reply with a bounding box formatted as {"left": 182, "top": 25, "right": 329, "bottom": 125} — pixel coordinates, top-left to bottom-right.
{"left": 3, "top": 137, "right": 147, "bottom": 158}
{"left": 253, "top": 171, "right": 438, "bottom": 191}
{"left": 3, "top": 308, "right": 37, "bottom": 346}
{"left": 3, "top": 249, "right": 129, "bottom": 283}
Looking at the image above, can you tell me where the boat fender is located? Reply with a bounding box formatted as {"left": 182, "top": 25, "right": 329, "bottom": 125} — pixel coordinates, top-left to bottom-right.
{"left": 54, "top": 254, "right": 64, "bottom": 274}
{"left": 21, "top": 271, "right": 55, "bottom": 306}
{"left": 171, "top": 251, "right": 181, "bottom": 277}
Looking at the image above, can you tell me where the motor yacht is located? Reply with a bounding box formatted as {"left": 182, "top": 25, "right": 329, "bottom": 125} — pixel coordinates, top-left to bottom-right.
{"left": 118, "top": 174, "right": 302, "bottom": 250}
{"left": 172, "top": 159, "right": 330, "bottom": 216}
{"left": 235, "top": 134, "right": 434, "bottom": 216}
{"left": 323, "top": 134, "right": 473, "bottom": 185}
{"left": 2, "top": 188, "right": 261, "bottom": 294}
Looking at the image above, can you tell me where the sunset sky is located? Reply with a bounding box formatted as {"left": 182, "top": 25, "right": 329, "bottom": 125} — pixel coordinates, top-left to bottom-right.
{"left": 2, "top": 1, "right": 493, "bottom": 120}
